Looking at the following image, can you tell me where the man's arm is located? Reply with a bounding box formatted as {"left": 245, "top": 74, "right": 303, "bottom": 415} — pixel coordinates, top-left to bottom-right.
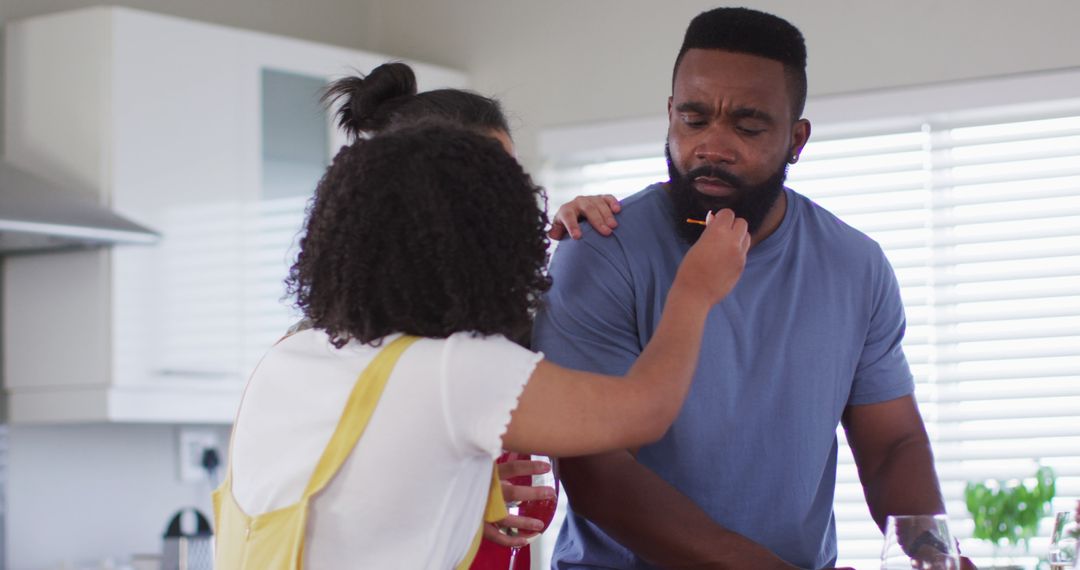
{"left": 842, "top": 395, "right": 945, "bottom": 530}
{"left": 843, "top": 397, "right": 977, "bottom": 569}
{"left": 558, "top": 451, "right": 798, "bottom": 570}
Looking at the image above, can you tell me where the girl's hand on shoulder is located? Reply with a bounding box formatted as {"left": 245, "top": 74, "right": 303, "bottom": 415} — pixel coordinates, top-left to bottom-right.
{"left": 548, "top": 194, "right": 621, "bottom": 240}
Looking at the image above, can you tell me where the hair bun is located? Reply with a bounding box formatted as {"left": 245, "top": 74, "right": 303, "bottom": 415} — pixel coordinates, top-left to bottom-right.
{"left": 323, "top": 62, "right": 419, "bottom": 139}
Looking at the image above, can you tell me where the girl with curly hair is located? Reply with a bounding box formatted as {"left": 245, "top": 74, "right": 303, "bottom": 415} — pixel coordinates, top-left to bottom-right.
{"left": 280, "top": 62, "right": 623, "bottom": 568}
{"left": 213, "top": 85, "right": 751, "bottom": 570}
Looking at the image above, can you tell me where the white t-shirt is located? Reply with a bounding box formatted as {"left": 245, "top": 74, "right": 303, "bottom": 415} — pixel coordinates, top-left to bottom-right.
{"left": 230, "top": 329, "right": 542, "bottom": 569}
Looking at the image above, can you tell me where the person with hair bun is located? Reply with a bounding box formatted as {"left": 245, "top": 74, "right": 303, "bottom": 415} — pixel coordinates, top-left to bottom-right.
{"left": 212, "top": 123, "right": 750, "bottom": 568}
{"left": 277, "top": 62, "right": 623, "bottom": 568}
{"left": 321, "top": 62, "right": 620, "bottom": 242}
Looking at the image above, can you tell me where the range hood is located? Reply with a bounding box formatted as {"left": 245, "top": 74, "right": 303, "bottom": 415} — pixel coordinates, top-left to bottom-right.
{"left": 0, "top": 161, "right": 159, "bottom": 254}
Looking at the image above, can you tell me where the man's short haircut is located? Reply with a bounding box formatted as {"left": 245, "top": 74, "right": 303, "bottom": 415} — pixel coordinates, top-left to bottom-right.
{"left": 673, "top": 7, "right": 808, "bottom": 118}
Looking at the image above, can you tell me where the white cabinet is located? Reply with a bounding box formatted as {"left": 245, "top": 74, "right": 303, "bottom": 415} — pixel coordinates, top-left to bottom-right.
{"left": 2, "top": 7, "right": 466, "bottom": 423}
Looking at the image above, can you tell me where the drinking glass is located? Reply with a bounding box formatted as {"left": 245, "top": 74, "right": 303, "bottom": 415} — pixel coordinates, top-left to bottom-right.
{"left": 496, "top": 453, "right": 559, "bottom": 570}
{"left": 1049, "top": 510, "right": 1079, "bottom": 569}
{"left": 881, "top": 514, "right": 961, "bottom": 570}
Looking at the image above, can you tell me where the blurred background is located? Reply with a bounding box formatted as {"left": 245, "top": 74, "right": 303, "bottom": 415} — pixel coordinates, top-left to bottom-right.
{"left": 1, "top": 1, "right": 1079, "bottom": 568}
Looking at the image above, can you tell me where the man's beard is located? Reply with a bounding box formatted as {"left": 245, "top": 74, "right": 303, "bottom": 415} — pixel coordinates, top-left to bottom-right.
{"left": 665, "top": 143, "right": 788, "bottom": 243}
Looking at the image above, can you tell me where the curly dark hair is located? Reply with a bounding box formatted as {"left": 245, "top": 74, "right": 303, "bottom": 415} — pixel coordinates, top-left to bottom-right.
{"left": 285, "top": 124, "right": 551, "bottom": 348}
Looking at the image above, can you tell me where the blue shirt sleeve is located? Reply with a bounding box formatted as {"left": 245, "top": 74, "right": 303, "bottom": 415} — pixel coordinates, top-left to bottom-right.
{"left": 532, "top": 236, "right": 641, "bottom": 377}
{"left": 847, "top": 245, "right": 915, "bottom": 406}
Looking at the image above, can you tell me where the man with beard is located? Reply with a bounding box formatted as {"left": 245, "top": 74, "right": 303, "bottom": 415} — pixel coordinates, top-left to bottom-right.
{"left": 533, "top": 7, "right": 973, "bottom": 570}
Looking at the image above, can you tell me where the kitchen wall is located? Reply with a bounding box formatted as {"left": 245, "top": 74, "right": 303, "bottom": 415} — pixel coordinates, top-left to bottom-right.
{"left": 0, "top": 0, "right": 380, "bottom": 54}
{"left": 7, "top": 424, "right": 230, "bottom": 569}
{"left": 3, "top": 1, "right": 1080, "bottom": 568}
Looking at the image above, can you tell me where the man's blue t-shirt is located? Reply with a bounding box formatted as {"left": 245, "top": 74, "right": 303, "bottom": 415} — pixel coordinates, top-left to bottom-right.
{"left": 532, "top": 185, "right": 914, "bottom": 570}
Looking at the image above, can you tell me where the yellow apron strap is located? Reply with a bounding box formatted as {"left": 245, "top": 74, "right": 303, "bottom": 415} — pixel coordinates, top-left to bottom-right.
{"left": 455, "top": 526, "right": 485, "bottom": 570}
{"left": 483, "top": 465, "right": 510, "bottom": 523}
{"left": 301, "top": 335, "right": 420, "bottom": 499}
{"left": 454, "top": 465, "right": 510, "bottom": 570}
{"left": 280, "top": 333, "right": 506, "bottom": 569}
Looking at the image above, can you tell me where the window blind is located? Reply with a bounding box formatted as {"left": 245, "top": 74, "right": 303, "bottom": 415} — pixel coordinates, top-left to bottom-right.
{"left": 538, "top": 89, "right": 1080, "bottom": 569}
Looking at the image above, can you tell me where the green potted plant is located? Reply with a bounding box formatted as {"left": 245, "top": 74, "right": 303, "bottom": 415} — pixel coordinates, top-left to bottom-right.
{"left": 964, "top": 466, "right": 1056, "bottom": 569}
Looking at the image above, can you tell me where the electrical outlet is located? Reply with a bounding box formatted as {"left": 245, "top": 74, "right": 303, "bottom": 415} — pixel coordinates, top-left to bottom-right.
{"left": 178, "top": 427, "right": 220, "bottom": 483}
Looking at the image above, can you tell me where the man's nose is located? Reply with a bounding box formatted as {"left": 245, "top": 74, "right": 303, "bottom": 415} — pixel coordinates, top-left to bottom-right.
{"left": 694, "top": 127, "right": 737, "bottom": 165}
